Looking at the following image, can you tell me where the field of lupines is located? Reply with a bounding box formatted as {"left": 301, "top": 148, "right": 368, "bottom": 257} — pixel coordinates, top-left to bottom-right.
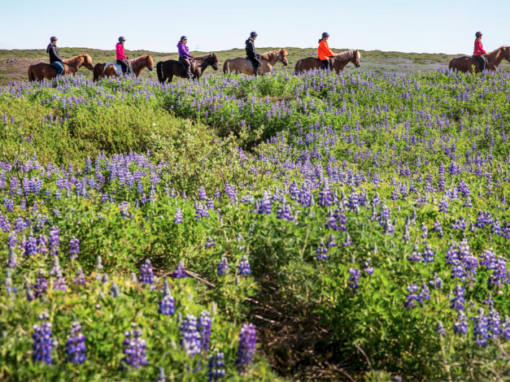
{"left": 1, "top": 67, "right": 510, "bottom": 381}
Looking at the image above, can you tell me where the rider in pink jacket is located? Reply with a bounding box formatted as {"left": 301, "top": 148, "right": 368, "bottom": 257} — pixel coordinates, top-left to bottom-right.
{"left": 116, "top": 36, "right": 129, "bottom": 74}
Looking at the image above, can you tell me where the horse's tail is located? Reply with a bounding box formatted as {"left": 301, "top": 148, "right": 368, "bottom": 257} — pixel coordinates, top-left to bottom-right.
{"left": 93, "top": 64, "right": 101, "bottom": 81}
{"left": 448, "top": 58, "right": 456, "bottom": 71}
{"left": 28, "top": 65, "right": 35, "bottom": 82}
{"left": 223, "top": 59, "right": 231, "bottom": 74}
{"left": 157, "top": 61, "right": 164, "bottom": 83}
{"left": 295, "top": 59, "right": 302, "bottom": 74}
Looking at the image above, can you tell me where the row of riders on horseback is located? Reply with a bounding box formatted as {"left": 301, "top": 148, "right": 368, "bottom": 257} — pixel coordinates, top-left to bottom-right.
{"left": 28, "top": 32, "right": 510, "bottom": 82}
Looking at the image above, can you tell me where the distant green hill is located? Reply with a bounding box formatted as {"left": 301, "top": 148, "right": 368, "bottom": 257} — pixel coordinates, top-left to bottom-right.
{"left": 1, "top": 46, "right": 508, "bottom": 84}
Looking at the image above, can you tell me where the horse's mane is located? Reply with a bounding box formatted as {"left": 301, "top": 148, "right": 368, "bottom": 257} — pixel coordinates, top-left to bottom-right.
{"left": 334, "top": 50, "right": 356, "bottom": 61}
{"left": 261, "top": 49, "right": 287, "bottom": 60}
{"left": 64, "top": 54, "right": 91, "bottom": 66}
{"left": 194, "top": 53, "right": 218, "bottom": 62}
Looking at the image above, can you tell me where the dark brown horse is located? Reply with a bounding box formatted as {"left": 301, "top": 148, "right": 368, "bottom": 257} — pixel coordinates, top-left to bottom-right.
{"left": 295, "top": 50, "right": 361, "bottom": 75}
{"left": 156, "top": 54, "right": 219, "bottom": 83}
{"left": 223, "top": 49, "right": 289, "bottom": 75}
{"left": 28, "top": 54, "right": 94, "bottom": 81}
{"left": 449, "top": 46, "right": 510, "bottom": 73}
{"left": 93, "top": 55, "right": 154, "bottom": 81}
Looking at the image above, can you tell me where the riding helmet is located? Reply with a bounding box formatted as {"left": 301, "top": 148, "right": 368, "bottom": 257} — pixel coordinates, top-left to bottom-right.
{"left": 322, "top": 32, "right": 330, "bottom": 38}
{"left": 118, "top": 36, "right": 126, "bottom": 42}
{"left": 181, "top": 36, "right": 187, "bottom": 41}
{"left": 50, "top": 36, "right": 58, "bottom": 42}
{"left": 475, "top": 31, "right": 483, "bottom": 38}
{"left": 250, "top": 31, "right": 258, "bottom": 38}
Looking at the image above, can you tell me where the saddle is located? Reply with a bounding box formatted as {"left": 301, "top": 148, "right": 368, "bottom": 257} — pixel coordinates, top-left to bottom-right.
{"left": 104, "top": 61, "right": 132, "bottom": 75}
{"left": 180, "top": 60, "right": 197, "bottom": 72}
{"left": 472, "top": 55, "right": 487, "bottom": 71}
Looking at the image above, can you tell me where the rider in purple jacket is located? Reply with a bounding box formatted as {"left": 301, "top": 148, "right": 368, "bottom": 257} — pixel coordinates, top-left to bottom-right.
{"left": 177, "top": 36, "right": 194, "bottom": 80}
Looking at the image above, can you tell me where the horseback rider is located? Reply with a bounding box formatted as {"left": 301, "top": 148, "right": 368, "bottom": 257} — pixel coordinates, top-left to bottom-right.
{"left": 246, "top": 32, "right": 261, "bottom": 76}
{"left": 116, "top": 37, "right": 130, "bottom": 75}
{"left": 318, "top": 32, "right": 335, "bottom": 71}
{"left": 473, "top": 31, "right": 487, "bottom": 72}
{"left": 47, "top": 37, "right": 65, "bottom": 76}
{"left": 178, "top": 36, "right": 194, "bottom": 80}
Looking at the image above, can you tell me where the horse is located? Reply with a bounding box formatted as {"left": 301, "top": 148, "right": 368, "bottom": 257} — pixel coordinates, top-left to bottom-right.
{"left": 223, "top": 49, "right": 289, "bottom": 76}
{"left": 93, "top": 55, "right": 154, "bottom": 81}
{"left": 156, "top": 53, "right": 219, "bottom": 83}
{"left": 28, "top": 54, "right": 94, "bottom": 81}
{"left": 449, "top": 46, "right": 510, "bottom": 73}
{"left": 294, "top": 50, "right": 361, "bottom": 74}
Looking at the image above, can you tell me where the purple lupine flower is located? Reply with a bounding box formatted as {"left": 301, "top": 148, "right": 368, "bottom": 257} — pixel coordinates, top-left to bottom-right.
{"left": 32, "top": 312, "right": 53, "bottom": 364}
{"left": 480, "top": 249, "right": 497, "bottom": 269}
{"left": 139, "top": 259, "right": 154, "bottom": 284}
{"left": 73, "top": 268, "right": 86, "bottom": 284}
{"left": 318, "top": 181, "right": 332, "bottom": 207}
{"left": 24, "top": 235, "right": 37, "bottom": 257}
{"left": 208, "top": 352, "right": 226, "bottom": 381}
{"left": 238, "top": 256, "right": 251, "bottom": 276}
{"left": 7, "top": 248, "right": 17, "bottom": 268}
{"left": 324, "top": 210, "right": 337, "bottom": 230}
{"left": 363, "top": 257, "right": 374, "bottom": 276}
{"left": 156, "top": 367, "right": 167, "bottom": 382}
{"left": 502, "top": 316, "right": 510, "bottom": 340}
{"left": 173, "top": 261, "right": 187, "bottom": 279}
{"left": 198, "top": 187, "right": 207, "bottom": 201}
{"left": 8, "top": 233, "right": 17, "bottom": 249}
{"left": 235, "top": 323, "right": 257, "bottom": 373}
{"left": 487, "top": 307, "right": 501, "bottom": 339}
{"left": 14, "top": 217, "right": 27, "bottom": 232}
{"left": 343, "top": 233, "right": 354, "bottom": 246}
{"left": 439, "top": 198, "right": 448, "bottom": 213}
{"left": 421, "top": 223, "right": 428, "bottom": 239}
{"left": 198, "top": 311, "right": 212, "bottom": 353}
{"left": 174, "top": 208, "right": 183, "bottom": 224}
{"left": 347, "top": 268, "right": 360, "bottom": 292}
{"left": 436, "top": 321, "right": 446, "bottom": 337}
{"left": 454, "top": 311, "right": 468, "bottom": 335}
{"left": 473, "top": 308, "right": 489, "bottom": 346}
{"left": 122, "top": 324, "right": 148, "bottom": 369}
{"left": 489, "top": 256, "right": 508, "bottom": 286}
{"left": 69, "top": 237, "right": 80, "bottom": 260}
{"left": 315, "top": 241, "right": 329, "bottom": 261}
{"left": 49, "top": 226, "right": 60, "bottom": 256}
{"left": 451, "top": 285, "right": 465, "bottom": 311}
{"left": 205, "top": 237, "right": 216, "bottom": 248}
{"left": 418, "top": 282, "right": 430, "bottom": 303}
{"left": 409, "top": 245, "right": 422, "bottom": 261}
{"left": 326, "top": 234, "right": 337, "bottom": 248}
{"left": 422, "top": 243, "right": 435, "bottom": 263}
{"left": 158, "top": 280, "right": 175, "bottom": 316}
{"left": 37, "top": 234, "right": 48, "bottom": 254}
{"left": 429, "top": 273, "right": 443, "bottom": 289}
{"left": 217, "top": 256, "right": 229, "bottom": 276}
{"left": 34, "top": 269, "right": 48, "bottom": 298}
{"left": 65, "top": 321, "right": 87, "bottom": 364}
{"left": 181, "top": 314, "right": 201, "bottom": 357}
{"left": 53, "top": 270, "right": 67, "bottom": 291}
{"left": 404, "top": 284, "right": 419, "bottom": 310}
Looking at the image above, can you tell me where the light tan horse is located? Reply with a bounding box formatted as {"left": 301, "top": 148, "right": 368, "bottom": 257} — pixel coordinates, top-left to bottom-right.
{"left": 449, "top": 46, "right": 510, "bottom": 73}
{"left": 295, "top": 50, "right": 361, "bottom": 74}
{"left": 93, "top": 55, "right": 154, "bottom": 81}
{"left": 28, "top": 54, "right": 94, "bottom": 81}
{"left": 223, "top": 49, "right": 289, "bottom": 76}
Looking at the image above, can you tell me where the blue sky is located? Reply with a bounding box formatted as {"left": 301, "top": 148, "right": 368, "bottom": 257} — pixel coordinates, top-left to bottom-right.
{"left": 1, "top": 0, "right": 509, "bottom": 54}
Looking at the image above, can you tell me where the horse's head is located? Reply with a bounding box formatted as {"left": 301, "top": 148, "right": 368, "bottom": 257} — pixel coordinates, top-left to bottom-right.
{"left": 206, "top": 53, "right": 219, "bottom": 70}
{"left": 279, "top": 49, "right": 289, "bottom": 66}
{"left": 146, "top": 55, "right": 154, "bottom": 71}
{"left": 503, "top": 46, "right": 510, "bottom": 62}
{"left": 351, "top": 50, "right": 361, "bottom": 68}
{"left": 83, "top": 54, "right": 94, "bottom": 70}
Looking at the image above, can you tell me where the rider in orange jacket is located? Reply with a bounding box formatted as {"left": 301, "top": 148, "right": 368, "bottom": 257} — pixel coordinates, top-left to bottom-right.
{"left": 318, "top": 32, "right": 335, "bottom": 70}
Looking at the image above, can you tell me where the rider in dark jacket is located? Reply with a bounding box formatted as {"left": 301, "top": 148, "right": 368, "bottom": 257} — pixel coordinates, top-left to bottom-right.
{"left": 47, "top": 36, "right": 65, "bottom": 75}
{"left": 245, "top": 32, "right": 261, "bottom": 76}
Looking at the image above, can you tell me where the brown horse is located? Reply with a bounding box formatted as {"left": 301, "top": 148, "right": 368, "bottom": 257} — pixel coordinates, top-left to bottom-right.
{"left": 449, "top": 46, "right": 510, "bottom": 73}
{"left": 223, "top": 49, "right": 289, "bottom": 76}
{"left": 294, "top": 50, "right": 361, "bottom": 74}
{"left": 156, "top": 54, "right": 219, "bottom": 83}
{"left": 93, "top": 55, "right": 154, "bottom": 81}
{"left": 28, "top": 54, "right": 94, "bottom": 81}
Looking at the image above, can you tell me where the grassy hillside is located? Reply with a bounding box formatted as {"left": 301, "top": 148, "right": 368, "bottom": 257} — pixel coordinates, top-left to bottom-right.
{"left": 1, "top": 46, "right": 499, "bottom": 85}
